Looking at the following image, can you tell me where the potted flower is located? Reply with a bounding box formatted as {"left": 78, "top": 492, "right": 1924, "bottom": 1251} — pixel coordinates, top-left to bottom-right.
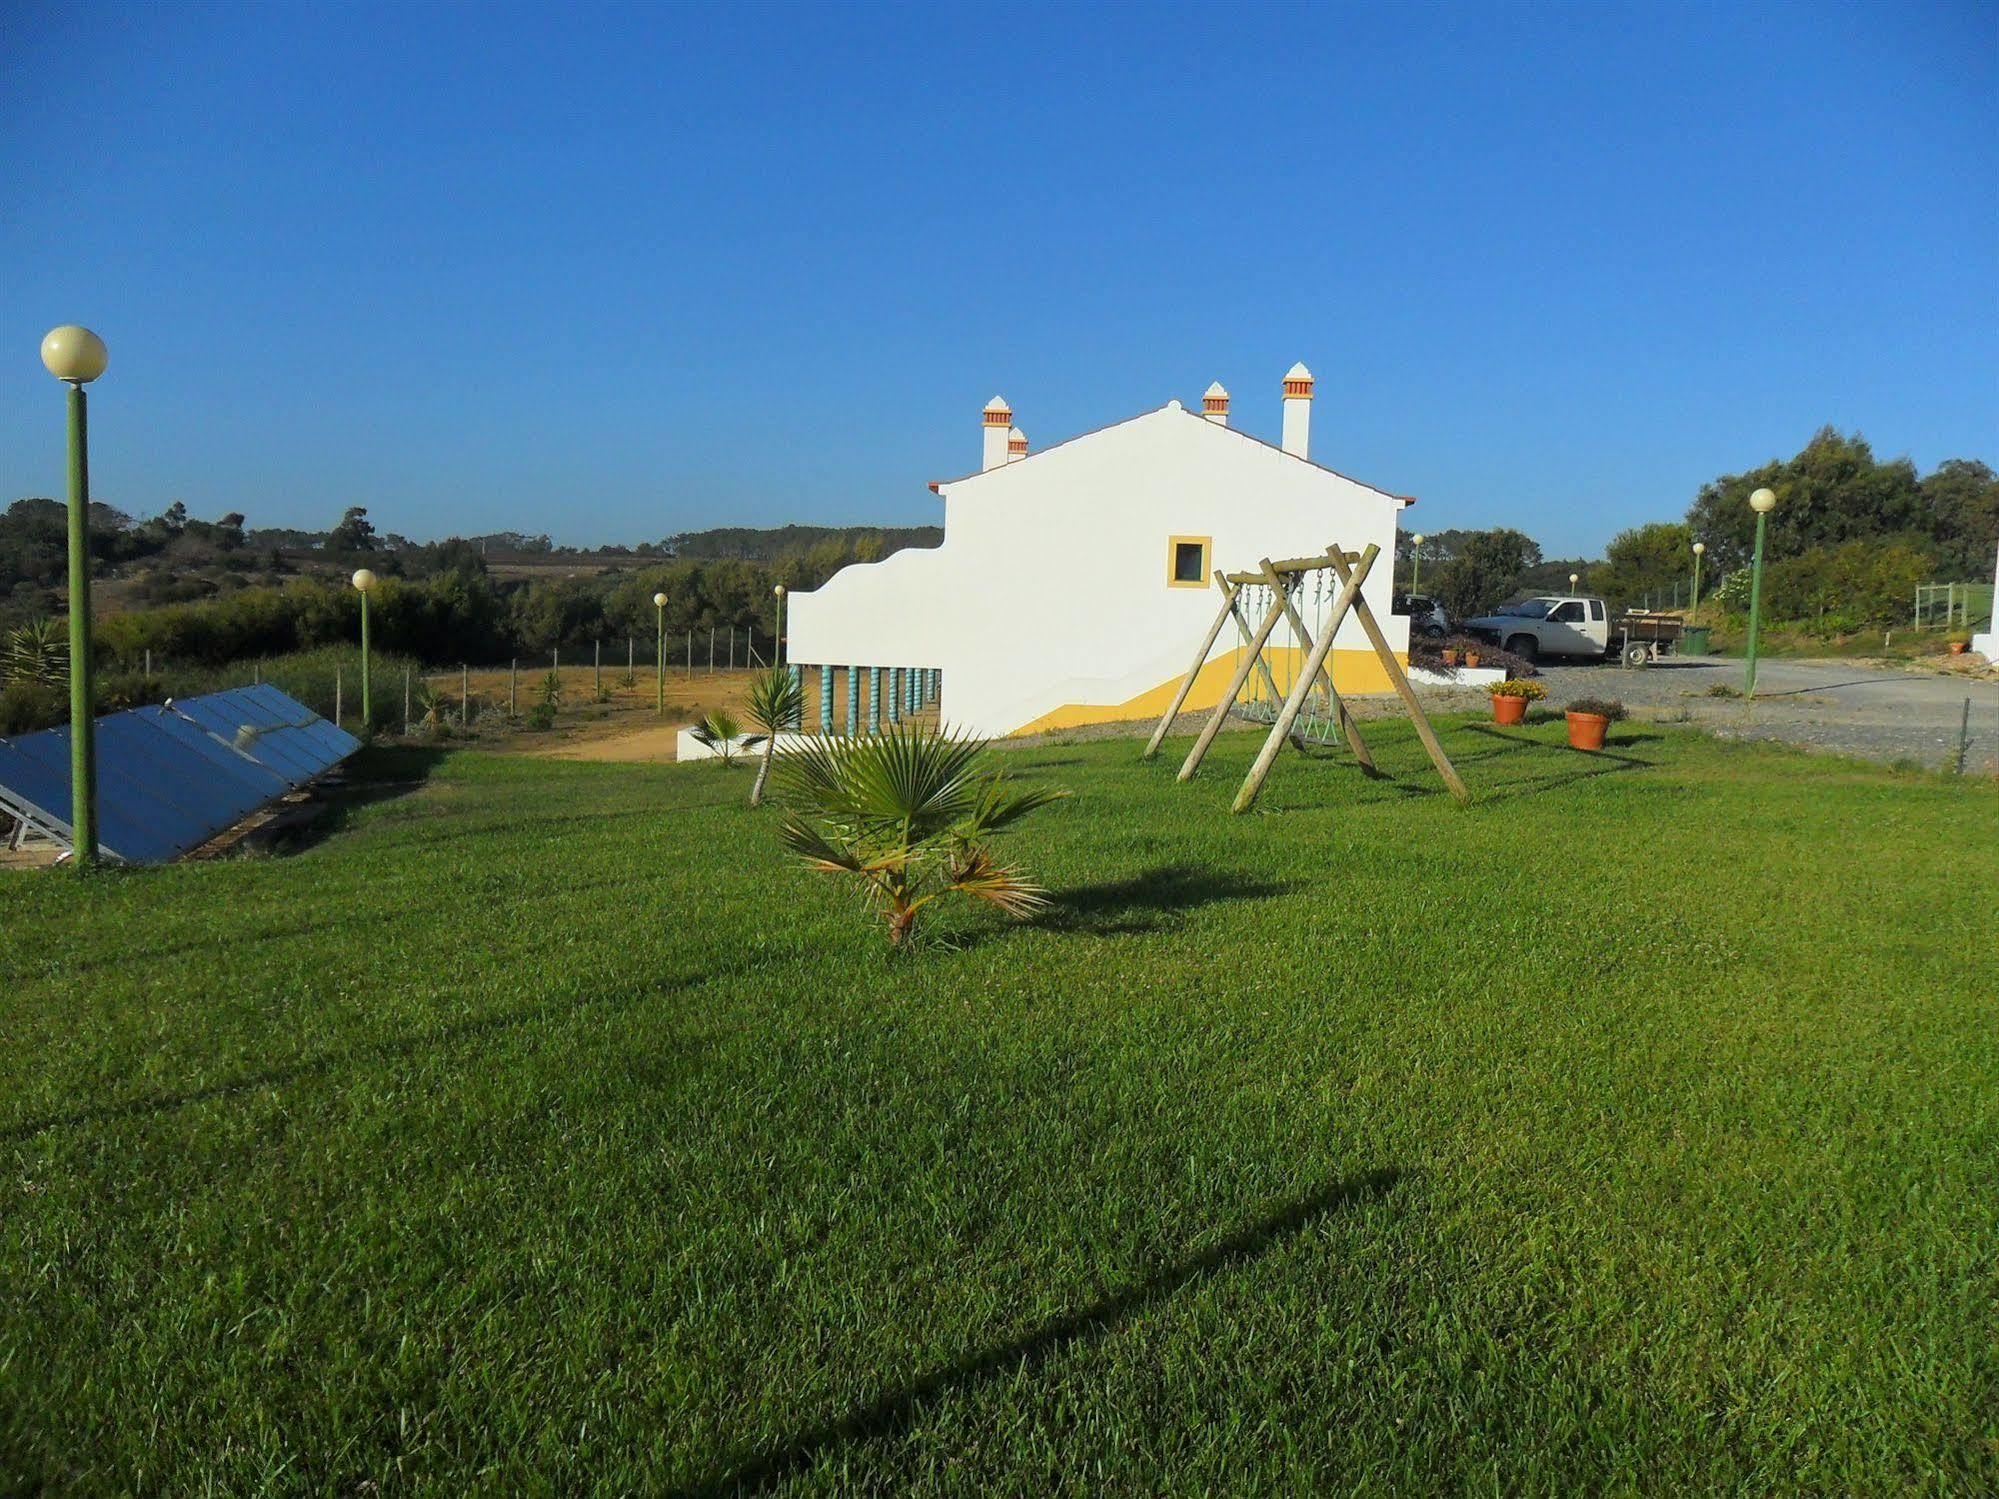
{"left": 1564, "top": 695, "right": 1626, "bottom": 751}
{"left": 1464, "top": 649, "right": 1482, "bottom": 668}
{"left": 1489, "top": 678, "right": 1545, "bottom": 724}
{"left": 1442, "top": 647, "right": 1461, "bottom": 667}
{"left": 1947, "top": 630, "right": 1971, "bottom": 655}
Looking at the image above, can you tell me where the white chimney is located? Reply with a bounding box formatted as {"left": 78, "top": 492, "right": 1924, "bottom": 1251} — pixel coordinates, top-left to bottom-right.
{"left": 1280, "top": 362, "right": 1313, "bottom": 458}
{"left": 1202, "top": 381, "right": 1230, "bottom": 426}
{"left": 1007, "top": 426, "right": 1028, "bottom": 462}
{"left": 982, "top": 396, "right": 1012, "bottom": 471}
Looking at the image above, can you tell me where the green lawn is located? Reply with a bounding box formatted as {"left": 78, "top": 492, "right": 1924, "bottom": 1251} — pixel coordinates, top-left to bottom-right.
{"left": 4, "top": 720, "right": 1995, "bottom": 1493}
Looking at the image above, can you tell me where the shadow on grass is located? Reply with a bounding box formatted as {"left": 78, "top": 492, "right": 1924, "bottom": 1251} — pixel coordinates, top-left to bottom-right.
{"left": 1456, "top": 724, "right": 1657, "bottom": 804}
{"left": 275, "top": 743, "right": 451, "bottom": 854}
{"left": 1010, "top": 863, "right": 1293, "bottom": 940}
{"left": 0, "top": 968, "right": 710, "bottom": 1144}
{"left": 681, "top": 1168, "right": 1404, "bottom": 1497}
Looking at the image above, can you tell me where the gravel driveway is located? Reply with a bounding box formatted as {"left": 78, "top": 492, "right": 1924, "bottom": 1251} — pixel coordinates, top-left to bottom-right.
{"left": 1514, "top": 656, "right": 1999, "bottom": 773}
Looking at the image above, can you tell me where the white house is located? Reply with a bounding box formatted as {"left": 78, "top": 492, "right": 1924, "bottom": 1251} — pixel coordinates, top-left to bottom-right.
{"left": 785, "top": 365, "right": 1416, "bottom": 738}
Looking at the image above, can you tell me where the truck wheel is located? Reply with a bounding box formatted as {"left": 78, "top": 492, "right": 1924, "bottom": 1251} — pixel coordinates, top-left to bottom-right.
{"left": 1621, "top": 642, "right": 1649, "bottom": 668}
{"left": 1505, "top": 634, "right": 1538, "bottom": 664}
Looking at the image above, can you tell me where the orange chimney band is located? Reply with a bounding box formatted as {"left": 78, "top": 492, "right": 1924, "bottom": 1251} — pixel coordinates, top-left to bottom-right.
{"left": 1282, "top": 377, "right": 1314, "bottom": 398}
{"left": 983, "top": 408, "right": 1013, "bottom": 426}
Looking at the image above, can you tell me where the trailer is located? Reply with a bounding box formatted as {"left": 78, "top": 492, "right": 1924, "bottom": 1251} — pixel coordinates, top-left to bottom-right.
{"left": 1612, "top": 611, "right": 1684, "bottom": 667}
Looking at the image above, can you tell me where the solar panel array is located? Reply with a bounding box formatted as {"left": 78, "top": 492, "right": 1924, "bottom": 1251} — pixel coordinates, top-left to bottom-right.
{"left": 0, "top": 685, "right": 359, "bottom": 865}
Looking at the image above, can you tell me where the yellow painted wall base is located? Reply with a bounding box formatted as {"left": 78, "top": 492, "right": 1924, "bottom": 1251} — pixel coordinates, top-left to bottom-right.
{"left": 1013, "top": 647, "right": 1402, "bottom": 736}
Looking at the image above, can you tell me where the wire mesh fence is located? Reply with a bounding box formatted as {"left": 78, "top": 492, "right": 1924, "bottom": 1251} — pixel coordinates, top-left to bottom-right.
{"left": 1914, "top": 583, "right": 1993, "bottom": 631}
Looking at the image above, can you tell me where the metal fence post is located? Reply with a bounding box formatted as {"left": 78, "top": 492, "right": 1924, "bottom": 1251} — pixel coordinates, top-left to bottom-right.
{"left": 510, "top": 659, "right": 518, "bottom": 717}
{"left": 594, "top": 639, "right": 602, "bottom": 697}
{"left": 461, "top": 664, "right": 470, "bottom": 725}
{"left": 335, "top": 668, "right": 342, "bottom": 728}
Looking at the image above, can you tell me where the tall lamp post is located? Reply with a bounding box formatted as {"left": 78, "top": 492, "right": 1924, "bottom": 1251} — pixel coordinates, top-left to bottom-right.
{"left": 1743, "top": 487, "right": 1778, "bottom": 698}
{"left": 41, "top": 326, "right": 109, "bottom": 868}
{"left": 351, "top": 569, "right": 376, "bottom": 733}
{"left": 772, "top": 583, "right": 786, "bottom": 666}
{"left": 1409, "top": 533, "right": 1424, "bottom": 593}
{"left": 653, "top": 592, "right": 667, "bottom": 713}
{"left": 1690, "top": 541, "right": 1705, "bottom": 625}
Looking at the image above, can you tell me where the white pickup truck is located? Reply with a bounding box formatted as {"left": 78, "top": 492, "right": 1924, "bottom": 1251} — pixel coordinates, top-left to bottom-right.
{"left": 1462, "top": 596, "right": 1611, "bottom": 663}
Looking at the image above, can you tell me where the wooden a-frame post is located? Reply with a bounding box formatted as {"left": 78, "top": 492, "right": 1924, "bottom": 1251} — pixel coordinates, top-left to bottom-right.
{"left": 1317, "top": 541, "right": 1467, "bottom": 803}
{"left": 1177, "top": 574, "right": 1295, "bottom": 781}
{"left": 1143, "top": 572, "right": 1241, "bottom": 760}
{"left": 1146, "top": 570, "right": 1301, "bottom": 764}
{"left": 1256, "top": 558, "right": 1376, "bottom": 775}
{"left": 1232, "top": 545, "right": 1378, "bottom": 811}
{"left": 1232, "top": 541, "right": 1468, "bottom": 812}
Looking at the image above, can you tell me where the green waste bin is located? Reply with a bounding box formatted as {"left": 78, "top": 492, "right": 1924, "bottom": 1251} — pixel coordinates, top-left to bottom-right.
{"left": 1681, "top": 625, "right": 1712, "bottom": 655}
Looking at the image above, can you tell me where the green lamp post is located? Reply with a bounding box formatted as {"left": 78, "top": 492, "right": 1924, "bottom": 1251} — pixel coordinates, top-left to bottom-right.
{"left": 653, "top": 592, "right": 668, "bottom": 713}
{"left": 351, "top": 569, "right": 377, "bottom": 733}
{"left": 1408, "top": 533, "right": 1424, "bottom": 593}
{"left": 772, "top": 583, "right": 786, "bottom": 666}
{"left": 1690, "top": 541, "right": 1705, "bottom": 625}
{"left": 41, "top": 325, "right": 108, "bottom": 868}
{"left": 1743, "top": 488, "right": 1778, "bottom": 697}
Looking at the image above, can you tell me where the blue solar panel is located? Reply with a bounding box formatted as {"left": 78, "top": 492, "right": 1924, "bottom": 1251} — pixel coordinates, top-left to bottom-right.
{"left": 0, "top": 686, "right": 357, "bottom": 865}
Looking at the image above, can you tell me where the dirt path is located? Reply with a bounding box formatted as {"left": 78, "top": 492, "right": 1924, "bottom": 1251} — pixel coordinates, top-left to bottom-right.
{"left": 537, "top": 724, "right": 689, "bottom": 763}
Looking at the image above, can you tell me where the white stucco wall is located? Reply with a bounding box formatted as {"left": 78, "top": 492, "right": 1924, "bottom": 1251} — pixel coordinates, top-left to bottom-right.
{"left": 1972, "top": 543, "right": 1999, "bottom": 662}
{"left": 786, "top": 401, "right": 1409, "bottom": 738}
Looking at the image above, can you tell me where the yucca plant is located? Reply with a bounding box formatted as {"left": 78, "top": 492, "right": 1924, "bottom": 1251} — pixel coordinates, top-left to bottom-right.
{"left": 777, "top": 725, "right": 1068, "bottom": 946}
{"left": 690, "top": 708, "right": 754, "bottom": 767}
{"left": 744, "top": 668, "right": 804, "bottom": 806}
{"left": 2, "top": 618, "right": 67, "bottom": 688}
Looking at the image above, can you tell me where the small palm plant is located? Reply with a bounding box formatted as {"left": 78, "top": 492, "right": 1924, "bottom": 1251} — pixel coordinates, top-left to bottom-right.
{"left": 777, "top": 725, "right": 1068, "bottom": 947}
{"left": 744, "top": 667, "right": 804, "bottom": 806}
{"left": 691, "top": 708, "right": 752, "bottom": 767}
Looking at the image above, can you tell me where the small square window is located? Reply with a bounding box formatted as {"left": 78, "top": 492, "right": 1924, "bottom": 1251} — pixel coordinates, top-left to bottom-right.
{"left": 1167, "top": 535, "right": 1211, "bottom": 588}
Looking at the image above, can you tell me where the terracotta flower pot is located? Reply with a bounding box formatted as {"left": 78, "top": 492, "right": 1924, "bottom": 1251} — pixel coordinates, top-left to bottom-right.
{"left": 1565, "top": 711, "right": 1610, "bottom": 751}
{"left": 1492, "top": 694, "right": 1527, "bottom": 724}
{"left": 1948, "top": 641, "right": 1968, "bottom": 654}
{"left": 1442, "top": 649, "right": 1461, "bottom": 667}
{"left": 1464, "top": 652, "right": 1482, "bottom": 668}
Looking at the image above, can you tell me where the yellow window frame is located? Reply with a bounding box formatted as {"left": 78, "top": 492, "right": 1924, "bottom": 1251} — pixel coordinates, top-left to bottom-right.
{"left": 1166, "top": 534, "right": 1211, "bottom": 589}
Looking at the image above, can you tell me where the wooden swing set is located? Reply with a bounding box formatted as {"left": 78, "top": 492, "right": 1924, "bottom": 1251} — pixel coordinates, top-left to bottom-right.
{"left": 1142, "top": 541, "right": 1468, "bottom": 812}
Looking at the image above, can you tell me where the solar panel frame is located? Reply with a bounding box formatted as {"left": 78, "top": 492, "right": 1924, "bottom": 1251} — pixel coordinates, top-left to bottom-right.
{"left": 0, "top": 686, "right": 357, "bottom": 866}
{"left": 0, "top": 740, "right": 74, "bottom": 843}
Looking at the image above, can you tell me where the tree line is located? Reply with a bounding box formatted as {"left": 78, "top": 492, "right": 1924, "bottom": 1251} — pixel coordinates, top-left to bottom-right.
{"left": 1412, "top": 429, "right": 1995, "bottom": 628}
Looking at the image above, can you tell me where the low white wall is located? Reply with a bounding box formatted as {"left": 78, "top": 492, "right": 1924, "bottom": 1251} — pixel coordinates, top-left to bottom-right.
{"left": 675, "top": 728, "right": 818, "bottom": 762}
{"left": 1408, "top": 665, "right": 1505, "bottom": 688}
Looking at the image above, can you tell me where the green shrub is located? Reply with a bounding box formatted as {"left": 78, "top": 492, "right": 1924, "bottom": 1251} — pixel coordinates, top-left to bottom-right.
{"left": 0, "top": 679, "right": 65, "bottom": 735}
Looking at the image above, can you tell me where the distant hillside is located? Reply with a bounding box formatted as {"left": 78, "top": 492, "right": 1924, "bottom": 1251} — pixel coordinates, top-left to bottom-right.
{"left": 666, "top": 524, "right": 941, "bottom": 562}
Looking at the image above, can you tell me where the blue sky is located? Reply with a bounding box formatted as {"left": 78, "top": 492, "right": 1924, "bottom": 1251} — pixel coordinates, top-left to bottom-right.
{"left": 2, "top": 1, "right": 1993, "bottom": 556}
